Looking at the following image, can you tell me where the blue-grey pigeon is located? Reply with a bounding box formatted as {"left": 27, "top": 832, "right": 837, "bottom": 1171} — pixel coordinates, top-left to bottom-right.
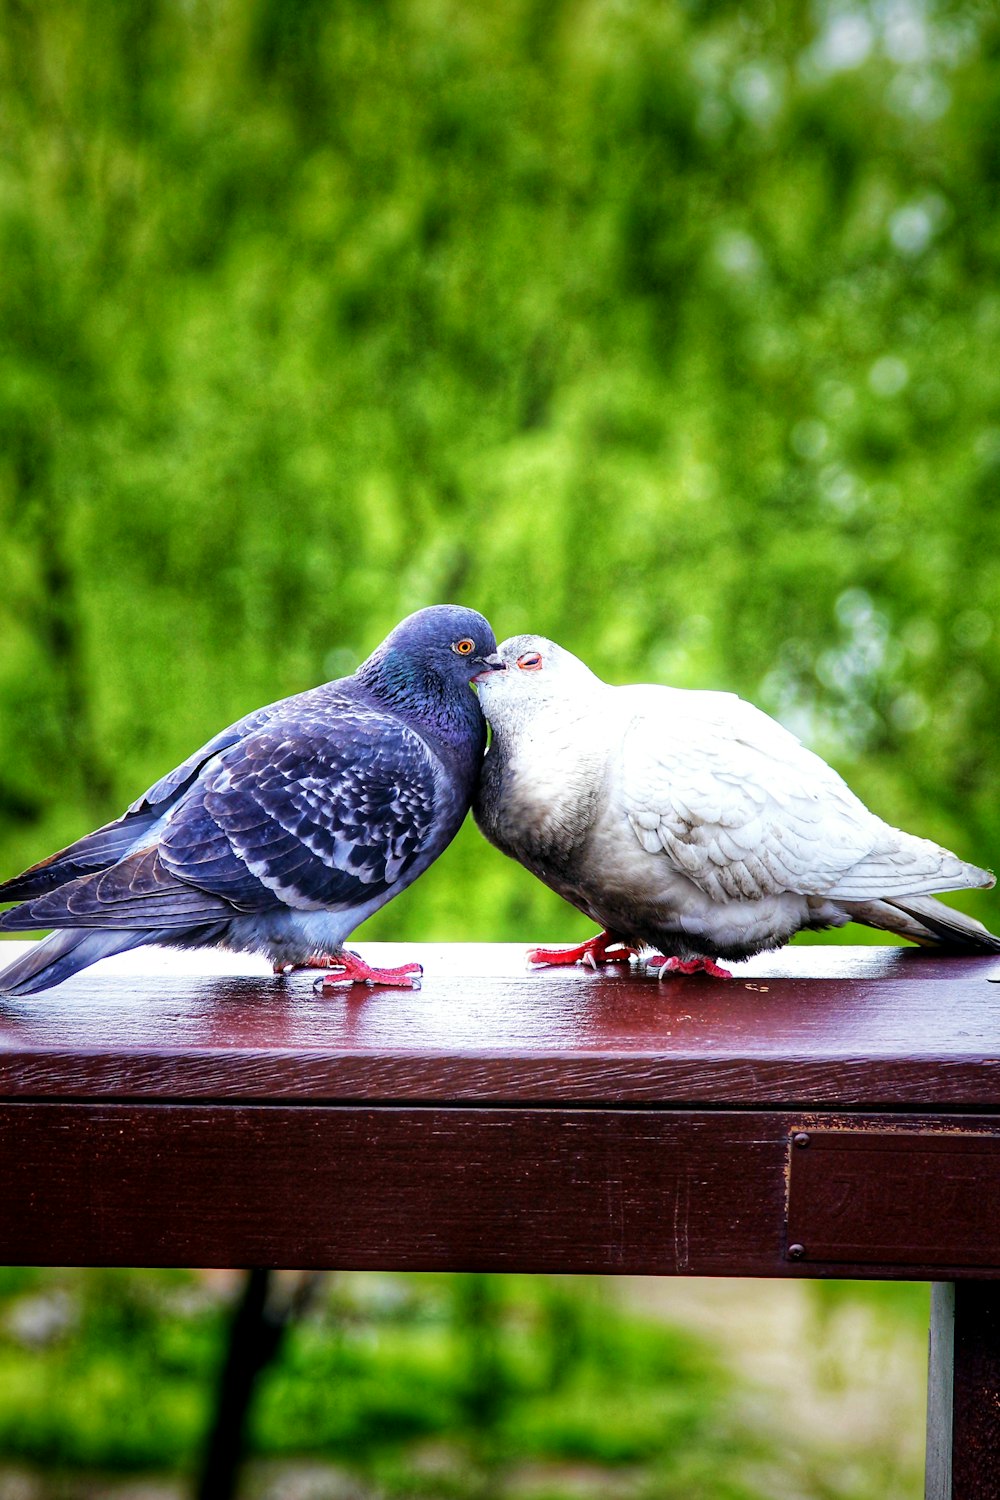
{"left": 0, "top": 605, "right": 502, "bottom": 995}
{"left": 475, "top": 634, "right": 1000, "bottom": 977}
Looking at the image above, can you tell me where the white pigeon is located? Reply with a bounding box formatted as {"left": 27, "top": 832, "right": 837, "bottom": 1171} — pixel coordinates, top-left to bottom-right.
{"left": 474, "top": 635, "right": 1000, "bottom": 977}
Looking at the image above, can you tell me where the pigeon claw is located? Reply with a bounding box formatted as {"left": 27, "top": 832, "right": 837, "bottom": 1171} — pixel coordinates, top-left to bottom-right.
{"left": 645, "top": 955, "right": 734, "bottom": 981}
{"left": 527, "top": 931, "right": 638, "bottom": 969}
{"left": 313, "top": 949, "right": 424, "bottom": 992}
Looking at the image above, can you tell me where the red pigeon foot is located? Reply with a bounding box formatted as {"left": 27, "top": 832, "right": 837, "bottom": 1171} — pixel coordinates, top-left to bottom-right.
{"left": 527, "top": 931, "right": 638, "bottom": 970}
{"left": 645, "top": 955, "right": 734, "bottom": 981}
{"left": 313, "top": 950, "right": 423, "bottom": 991}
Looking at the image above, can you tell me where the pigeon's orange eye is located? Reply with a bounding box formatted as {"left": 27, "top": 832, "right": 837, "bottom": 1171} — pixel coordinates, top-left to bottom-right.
{"left": 517, "top": 652, "right": 543, "bottom": 670}
{"left": 453, "top": 638, "right": 475, "bottom": 655}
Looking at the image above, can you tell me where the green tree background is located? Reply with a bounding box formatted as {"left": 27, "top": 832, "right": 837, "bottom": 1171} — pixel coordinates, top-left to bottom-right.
{"left": 1, "top": 0, "right": 997, "bottom": 946}
{"left": 0, "top": 8, "right": 987, "bottom": 1495}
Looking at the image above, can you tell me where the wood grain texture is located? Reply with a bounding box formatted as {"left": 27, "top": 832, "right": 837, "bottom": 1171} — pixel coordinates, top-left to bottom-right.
{"left": 1, "top": 942, "right": 1000, "bottom": 1107}
{"left": 2, "top": 1102, "right": 999, "bottom": 1277}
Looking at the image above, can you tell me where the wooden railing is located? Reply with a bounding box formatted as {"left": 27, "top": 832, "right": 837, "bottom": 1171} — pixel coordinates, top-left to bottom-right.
{"left": 1, "top": 940, "right": 998, "bottom": 1497}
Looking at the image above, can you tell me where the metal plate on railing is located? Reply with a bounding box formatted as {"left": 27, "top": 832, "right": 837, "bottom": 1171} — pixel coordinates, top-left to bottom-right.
{"left": 786, "top": 1128, "right": 1000, "bottom": 1267}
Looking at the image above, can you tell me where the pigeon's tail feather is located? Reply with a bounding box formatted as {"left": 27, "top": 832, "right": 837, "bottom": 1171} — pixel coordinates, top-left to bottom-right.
{"left": 841, "top": 895, "right": 1000, "bottom": 952}
{"left": 0, "top": 930, "right": 152, "bottom": 996}
{"left": 0, "top": 848, "right": 236, "bottom": 932}
{"left": 828, "top": 839, "right": 995, "bottom": 901}
{"left": 839, "top": 899, "right": 940, "bottom": 945}
{"left": 887, "top": 894, "right": 1000, "bottom": 951}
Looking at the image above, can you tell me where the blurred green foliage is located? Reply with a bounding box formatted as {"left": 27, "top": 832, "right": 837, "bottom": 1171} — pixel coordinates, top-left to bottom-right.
{"left": 1, "top": 0, "right": 999, "bottom": 943}
{"left": 0, "top": 1265, "right": 932, "bottom": 1498}
{"left": 0, "top": 12, "right": 973, "bottom": 1496}
{"left": 0, "top": 1268, "right": 771, "bottom": 1498}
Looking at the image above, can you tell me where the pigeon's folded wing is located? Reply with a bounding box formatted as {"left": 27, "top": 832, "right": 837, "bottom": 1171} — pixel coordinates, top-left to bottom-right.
{"left": 0, "top": 700, "right": 289, "bottom": 904}
{"left": 1, "top": 712, "right": 443, "bottom": 931}
{"left": 619, "top": 689, "right": 980, "bottom": 902}
{"left": 166, "top": 713, "right": 442, "bottom": 909}
{"left": 127, "top": 700, "right": 284, "bottom": 816}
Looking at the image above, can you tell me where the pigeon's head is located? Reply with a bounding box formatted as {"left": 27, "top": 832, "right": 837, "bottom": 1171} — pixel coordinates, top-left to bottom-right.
{"left": 476, "top": 634, "right": 601, "bottom": 729}
{"left": 361, "top": 605, "right": 503, "bottom": 698}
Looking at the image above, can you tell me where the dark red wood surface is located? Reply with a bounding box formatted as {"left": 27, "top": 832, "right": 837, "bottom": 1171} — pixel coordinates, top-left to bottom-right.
{"left": 787, "top": 1128, "right": 1000, "bottom": 1267}
{"left": 3, "top": 1101, "right": 999, "bottom": 1276}
{"left": 1, "top": 941, "right": 999, "bottom": 1107}
{"left": 2, "top": 942, "right": 1000, "bottom": 1277}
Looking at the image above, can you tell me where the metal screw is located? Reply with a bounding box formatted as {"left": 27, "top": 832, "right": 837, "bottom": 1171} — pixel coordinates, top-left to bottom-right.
{"left": 792, "top": 1132, "right": 810, "bottom": 1148}
{"left": 787, "top": 1243, "right": 806, "bottom": 1260}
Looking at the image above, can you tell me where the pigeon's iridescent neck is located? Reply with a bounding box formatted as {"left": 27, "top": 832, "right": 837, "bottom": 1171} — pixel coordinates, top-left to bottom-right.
{"left": 358, "top": 648, "right": 484, "bottom": 752}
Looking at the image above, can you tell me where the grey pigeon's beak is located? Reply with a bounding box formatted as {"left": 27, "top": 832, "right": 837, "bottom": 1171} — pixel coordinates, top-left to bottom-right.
{"left": 473, "top": 652, "right": 507, "bottom": 680}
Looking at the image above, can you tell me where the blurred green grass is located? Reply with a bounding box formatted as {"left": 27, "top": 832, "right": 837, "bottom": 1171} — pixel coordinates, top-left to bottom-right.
{"left": 0, "top": 1268, "right": 931, "bottom": 1497}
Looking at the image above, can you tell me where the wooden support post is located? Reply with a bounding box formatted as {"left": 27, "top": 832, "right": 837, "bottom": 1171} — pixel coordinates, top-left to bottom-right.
{"left": 927, "top": 1283, "right": 956, "bottom": 1499}
{"left": 926, "top": 1282, "right": 1000, "bottom": 1499}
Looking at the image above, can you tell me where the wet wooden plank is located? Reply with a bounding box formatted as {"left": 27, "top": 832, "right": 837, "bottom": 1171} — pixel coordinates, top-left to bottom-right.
{"left": 1, "top": 942, "right": 999, "bottom": 1107}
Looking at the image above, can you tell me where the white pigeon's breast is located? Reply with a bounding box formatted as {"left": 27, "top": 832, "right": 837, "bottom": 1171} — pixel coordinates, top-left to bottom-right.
{"left": 482, "top": 708, "right": 610, "bottom": 877}
{"left": 566, "top": 774, "right": 828, "bottom": 957}
{"left": 571, "top": 784, "right": 702, "bottom": 921}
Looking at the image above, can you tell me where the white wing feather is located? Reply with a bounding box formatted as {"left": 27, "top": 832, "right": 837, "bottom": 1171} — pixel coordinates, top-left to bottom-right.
{"left": 618, "top": 685, "right": 988, "bottom": 901}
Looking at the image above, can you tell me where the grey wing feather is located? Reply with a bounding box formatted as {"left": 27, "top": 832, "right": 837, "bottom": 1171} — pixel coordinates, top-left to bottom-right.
{"left": 0, "top": 815, "right": 162, "bottom": 903}
{"left": 169, "top": 719, "right": 442, "bottom": 909}
{"left": 0, "top": 848, "right": 237, "bottom": 931}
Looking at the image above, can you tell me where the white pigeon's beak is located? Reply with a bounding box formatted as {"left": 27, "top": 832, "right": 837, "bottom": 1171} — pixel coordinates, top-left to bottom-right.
{"left": 472, "top": 652, "right": 507, "bottom": 681}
